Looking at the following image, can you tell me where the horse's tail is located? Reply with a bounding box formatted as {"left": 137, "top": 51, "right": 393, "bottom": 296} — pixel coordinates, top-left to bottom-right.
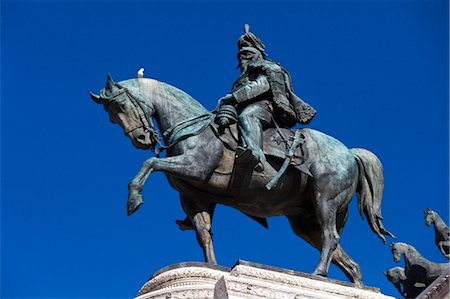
{"left": 351, "top": 148, "right": 395, "bottom": 244}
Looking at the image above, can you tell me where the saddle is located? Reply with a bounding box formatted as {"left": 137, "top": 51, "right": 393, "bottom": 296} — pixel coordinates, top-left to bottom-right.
{"left": 211, "top": 123, "right": 312, "bottom": 176}
{"left": 161, "top": 113, "right": 313, "bottom": 188}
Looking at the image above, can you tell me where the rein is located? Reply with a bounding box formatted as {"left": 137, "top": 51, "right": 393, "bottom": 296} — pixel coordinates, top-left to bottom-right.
{"left": 154, "top": 103, "right": 221, "bottom": 156}
{"left": 104, "top": 85, "right": 161, "bottom": 153}
{"left": 155, "top": 113, "right": 215, "bottom": 156}
{"left": 115, "top": 84, "right": 153, "bottom": 135}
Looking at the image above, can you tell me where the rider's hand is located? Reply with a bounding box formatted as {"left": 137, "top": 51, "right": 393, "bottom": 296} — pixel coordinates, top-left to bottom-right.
{"left": 218, "top": 93, "right": 236, "bottom": 106}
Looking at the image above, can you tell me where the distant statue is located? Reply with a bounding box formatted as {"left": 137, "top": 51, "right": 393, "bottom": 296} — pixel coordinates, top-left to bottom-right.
{"left": 90, "top": 27, "right": 395, "bottom": 285}
{"left": 384, "top": 266, "right": 426, "bottom": 298}
{"left": 390, "top": 242, "right": 449, "bottom": 288}
{"left": 424, "top": 208, "right": 450, "bottom": 259}
{"left": 216, "top": 24, "right": 315, "bottom": 171}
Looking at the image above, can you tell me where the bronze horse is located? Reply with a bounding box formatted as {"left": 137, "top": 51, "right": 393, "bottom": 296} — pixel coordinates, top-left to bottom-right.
{"left": 391, "top": 242, "right": 449, "bottom": 287}
{"left": 90, "top": 75, "right": 394, "bottom": 284}
{"left": 424, "top": 208, "right": 450, "bottom": 259}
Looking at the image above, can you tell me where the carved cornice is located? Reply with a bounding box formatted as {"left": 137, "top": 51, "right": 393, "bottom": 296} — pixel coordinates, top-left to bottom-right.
{"left": 135, "top": 262, "right": 396, "bottom": 299}
{"left": 229, "top": 265, "right": 391, "bottom": 299}
{"left": 137, "top": 267, "right": 227, "bottom": 296}
{"left": 139, "top": 288, "right": 214, "bottom": 299}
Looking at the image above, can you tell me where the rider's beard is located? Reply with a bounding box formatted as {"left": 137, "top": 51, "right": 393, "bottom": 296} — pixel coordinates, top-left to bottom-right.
{"left": 238, "top": 60, "right": 249, "bottom": 73}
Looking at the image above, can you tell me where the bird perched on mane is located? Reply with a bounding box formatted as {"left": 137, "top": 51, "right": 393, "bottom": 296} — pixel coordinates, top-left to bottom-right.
{"left": 137, "top": 68, "right": 145, "bottom": 78}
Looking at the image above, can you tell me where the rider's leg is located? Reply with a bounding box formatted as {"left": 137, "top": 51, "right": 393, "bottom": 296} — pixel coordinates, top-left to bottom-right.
{"left": 238, "top": 101, "right": 272, "bottom": 171}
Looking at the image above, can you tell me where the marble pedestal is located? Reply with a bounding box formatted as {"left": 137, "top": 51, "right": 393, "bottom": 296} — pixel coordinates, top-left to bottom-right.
{"left": 135, "top": 261, "right": 395, "bottom": 299}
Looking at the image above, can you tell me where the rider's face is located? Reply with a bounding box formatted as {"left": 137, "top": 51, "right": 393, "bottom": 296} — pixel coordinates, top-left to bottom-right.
{"left": 238, "top": 50, "right": 261, "bottom": 72}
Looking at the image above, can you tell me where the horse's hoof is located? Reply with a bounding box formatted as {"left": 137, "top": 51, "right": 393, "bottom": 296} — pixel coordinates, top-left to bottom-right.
{"left": 312, "top": 270, "right": 327, "bottom": 278}
{"left": 127, "top": 195, "right": 144, "bottom": 216}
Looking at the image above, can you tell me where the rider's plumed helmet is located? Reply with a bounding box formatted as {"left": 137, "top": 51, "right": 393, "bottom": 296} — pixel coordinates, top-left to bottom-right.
{"left": 237, "top": 24, "right": 267, "bottom": 58}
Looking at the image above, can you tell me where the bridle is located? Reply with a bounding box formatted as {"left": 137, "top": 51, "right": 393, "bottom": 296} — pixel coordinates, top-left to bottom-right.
{"left": 101, "top": 85, "right": 163, "bottom": 154}
{"left": 103, "top": 85, "right": 153, "bottom": 135}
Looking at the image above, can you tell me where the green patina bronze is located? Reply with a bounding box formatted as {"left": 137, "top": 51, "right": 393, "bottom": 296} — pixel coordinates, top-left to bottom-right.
{"left": 90, "top": 26, "right": 395, "bottom": 285}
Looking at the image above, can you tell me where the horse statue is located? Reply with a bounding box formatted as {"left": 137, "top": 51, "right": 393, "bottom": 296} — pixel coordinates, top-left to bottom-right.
{"left": 424, "top": 208, "right": 450, "bottom": 259}
{"left": 390, "top": 242, "right": 449, "bottom": 287}
{"left": 90, "top": 75, "right": 395, "bottom": 285}
{"left": 384, "top": 266, "right": 426, "bottom": 298}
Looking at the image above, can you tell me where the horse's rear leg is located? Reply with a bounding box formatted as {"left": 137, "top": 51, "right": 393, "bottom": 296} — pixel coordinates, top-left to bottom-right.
{"left": 288, "top": 215, "right": 362, "bottom": 284}
{"left": 333, "top": 246, "right": 362, "bottom": 285}
{"left": 312, "top": 194, "right": 341, "bottom": 278}
{"left": 180, "top": 195, "right": 217, "bottom": 264}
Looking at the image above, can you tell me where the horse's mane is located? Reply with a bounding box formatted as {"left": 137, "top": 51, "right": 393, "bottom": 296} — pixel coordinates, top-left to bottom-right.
{"left": 119, "top": 78, "right": 210, "bottom": 116}
{"left": 396, "top": 243, "right": 426, "bottom": 262}
{"left": 160, "top": 81, "right": 209, "bottom": 114}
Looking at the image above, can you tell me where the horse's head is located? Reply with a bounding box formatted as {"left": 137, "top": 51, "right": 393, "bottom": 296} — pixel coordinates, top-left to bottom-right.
{"left": 424, "top": 208, "right": 436, "bottom": 226}
{"left": 391, "top": 242, "right": 406, "bottom": 263}
{"left": 384, "top": 267, "right": 406, "bottom": 285}
{"left": 384, "top": 267, "right": 406, "bottom": 291}
{"left": 90, "top": 74, "right": 159, "bottom": 150}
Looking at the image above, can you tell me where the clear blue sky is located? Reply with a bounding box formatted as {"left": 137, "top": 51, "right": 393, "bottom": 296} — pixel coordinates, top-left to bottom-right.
{"left": 1, "top": 1, "right": 448, "bottom": 298}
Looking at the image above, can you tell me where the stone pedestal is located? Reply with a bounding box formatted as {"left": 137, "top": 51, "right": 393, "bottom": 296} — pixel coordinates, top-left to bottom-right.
{"left": 135, "top": 260, "right": 395, "bottom": 299}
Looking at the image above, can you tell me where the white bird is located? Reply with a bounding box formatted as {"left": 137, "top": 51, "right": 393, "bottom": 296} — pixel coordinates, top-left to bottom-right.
{"left": 137, "top": 68, "right": 145, "bottom": 78}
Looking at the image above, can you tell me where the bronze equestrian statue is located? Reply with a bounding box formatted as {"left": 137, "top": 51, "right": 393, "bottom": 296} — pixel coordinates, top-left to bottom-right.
{"left": 424, "top": 208, "right": 450, "bottom": 259}
{"left": 90, "top": 27, "right": 394, "bottom": 285}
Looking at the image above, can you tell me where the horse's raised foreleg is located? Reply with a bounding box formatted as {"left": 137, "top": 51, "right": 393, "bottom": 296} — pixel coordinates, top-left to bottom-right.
{"left": 180, "top": 195, "right": 217, "bottom": 264}
{"left": 127, "top": 158, "right": 154, "bottom": 215}
{"left": 128, "top": 154, "right": 216, "bottom": 215}
{"left": 438, "top": 241, "right": 450, "bottom": 259}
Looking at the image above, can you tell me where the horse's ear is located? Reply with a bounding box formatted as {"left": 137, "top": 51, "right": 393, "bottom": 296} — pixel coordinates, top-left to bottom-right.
{"left": 104, "top": 73, "right": 121, "bottom": 96}
{"left": 383, "top": 270, "right": 388, "bottom": 276}
{"left": 90, "top": 92, "right": 104, "bottom": 104}
{"left": 390, "top": 242, "right": 395, "bottom": 248}
{"left": 106, "top": 73, "right": 115, "bottom": 90}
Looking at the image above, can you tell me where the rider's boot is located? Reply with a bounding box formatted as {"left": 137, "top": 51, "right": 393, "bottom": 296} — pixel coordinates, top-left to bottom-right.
{"left": 238, "top": 116, "right": 266, "bottom": 172}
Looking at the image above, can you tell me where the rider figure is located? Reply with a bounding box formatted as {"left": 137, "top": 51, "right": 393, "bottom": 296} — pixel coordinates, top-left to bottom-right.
{"left": 217, "top": 25, "right": 316, "bottom": 171}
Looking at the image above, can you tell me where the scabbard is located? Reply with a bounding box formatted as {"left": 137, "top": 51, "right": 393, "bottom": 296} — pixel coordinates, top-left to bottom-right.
{"left": 266, "top": 157, "right": 290, "bottom": 190}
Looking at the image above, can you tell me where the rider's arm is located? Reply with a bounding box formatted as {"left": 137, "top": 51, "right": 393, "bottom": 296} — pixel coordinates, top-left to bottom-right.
{"left": 232, "top": 75, "right": 270, "bottom": 104}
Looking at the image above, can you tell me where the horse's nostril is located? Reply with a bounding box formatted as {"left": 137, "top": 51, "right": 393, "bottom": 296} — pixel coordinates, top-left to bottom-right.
{"left": 137, "top": 135, "right": 146, "bottom": 141}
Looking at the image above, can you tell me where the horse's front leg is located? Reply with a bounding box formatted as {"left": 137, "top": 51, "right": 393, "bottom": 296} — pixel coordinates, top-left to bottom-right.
{"left": 127, "top": 154, "right": 214, "bottom": 215}
{"left": 127, "top": 157, "right": 155, "bottom": 215}
{"left": 438, "top": 241, "right": 450, "bottom": 259}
